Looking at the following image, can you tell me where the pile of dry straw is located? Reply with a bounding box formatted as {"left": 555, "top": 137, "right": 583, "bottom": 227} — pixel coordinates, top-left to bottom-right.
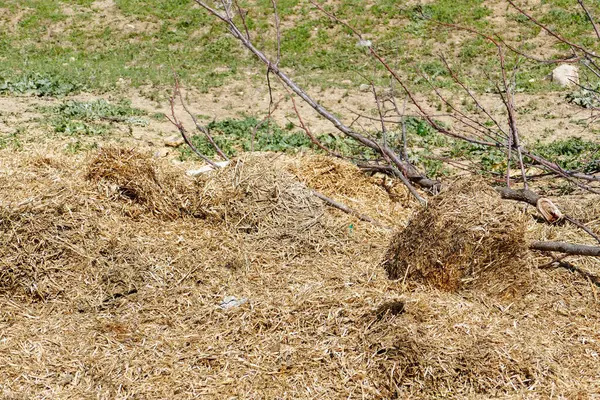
{"left": 382, "top": 178, "right": 531, "bottom": 295}
{"left": 1, "top": 147, "right": 599, "bottom": 398}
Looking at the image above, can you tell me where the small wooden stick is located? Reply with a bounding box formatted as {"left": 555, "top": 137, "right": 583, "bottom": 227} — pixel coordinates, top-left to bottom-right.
{"left": 311, "top": 190, "right": 390, "bottom": 230}
{"left": 530, "top": 241, "right": 600, "bottom": 257}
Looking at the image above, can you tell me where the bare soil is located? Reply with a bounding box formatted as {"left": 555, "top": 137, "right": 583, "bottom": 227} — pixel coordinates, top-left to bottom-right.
{"left": 1, "top": 81, "right": 595, "bottom": 169}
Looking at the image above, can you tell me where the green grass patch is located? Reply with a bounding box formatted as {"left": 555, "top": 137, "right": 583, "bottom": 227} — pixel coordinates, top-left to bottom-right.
{"left": 43, "top": 99, "right": 147, "bottom": 136}
{"left": 0, "top": 131, "right": 23, "bottom": 150}
{"left": 64, "top": 139, "right": 99, "bottom": 154}
{"left": 0, "top": 73, "right": 83, "bottom": 97}
{"left": 533, "top": 137, "right": 600, "bottom": 173}
{"left": 567, "top": 84, "right": 600, "bottom": 108}
{"left": 180, "top": 115, "right": 454, "bottom": 178}
{"left": 0, "top": 0, "right": 551, "bottom": 95}
{"left": 178, "top": 116, "right": 376, "bottom": 160}
{"left": 1, "top": 0, "right": 596, "bottom": 98}
{"left": 444, "top": 136, "right": 600, "bottom": 177}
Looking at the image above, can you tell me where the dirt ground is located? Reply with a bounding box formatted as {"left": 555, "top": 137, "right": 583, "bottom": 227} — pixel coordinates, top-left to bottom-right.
{"left": 0, "top": 81, "right": 596, "bottom": 164}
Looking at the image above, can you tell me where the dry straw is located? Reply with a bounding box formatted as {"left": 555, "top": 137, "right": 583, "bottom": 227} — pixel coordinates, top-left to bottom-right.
{"left": 85, "top": 146, "right": 206, "bottom": 219}
{"left": 198, "top": 153, "right": 334, "bottom": 247}
{"left": 382, "top": 178, "right": 531, "bottom": 294}
{"left": 1, "top": 148, "right": 599, "bottom": 399}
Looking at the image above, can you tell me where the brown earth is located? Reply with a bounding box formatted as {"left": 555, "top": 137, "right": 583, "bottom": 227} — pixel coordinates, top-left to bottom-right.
{"left": 0, "top": 82, "right": 596, "bottom": 168}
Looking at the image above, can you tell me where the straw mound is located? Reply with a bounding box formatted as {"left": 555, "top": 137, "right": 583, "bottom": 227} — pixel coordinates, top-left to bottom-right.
{"left": 0, "top": 150, "right": 350, "bottom": 300}
{"left": 382, "top": 178, "right": 530, "bottom": 293}
{"left": 369, "top": 276, "right": 600, "bottom": 399}
{"left": 2, "top": 148, "right": 600, "bottom": 399}
{"left": 86, "top": 147, "right": 159, "bottom": 203}
{"left": 289, "top": 154, "right": 414, "bottom": 226}
{"left": 200, "top": 153, "right": 326, "bottom": 236}
{"left": 292, "top": 155, "right": 381, "bottom": 198}
{"left": 0, "top": 152, "right": 161, "bottom": 301}
{"left": 0, "top": 205, "right": 95, "bottom": 299}
{"left": 85, "top": 147, "right": 205, "bottom": 219}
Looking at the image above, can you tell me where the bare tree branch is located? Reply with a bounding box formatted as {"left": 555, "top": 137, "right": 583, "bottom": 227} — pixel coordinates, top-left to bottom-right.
{"left": 166, "top": 86, "right": 220, "bottom": 169}
{"left": 531, "top": 241, "right": 600, "bottom": 257}
{"left": 271, "top": 0, "right": 281, "bottom": 66}
{"left": 174, "top": 74, "right": 229, "bottom": 161}
{"left": 506, "top": 0, "right": 600, "bottom": 59}
{"left": 194, "top": 0, "right": 437, "bottom": 200}
{"left": 312, "top": 190, "right": 389, "bottom": 229}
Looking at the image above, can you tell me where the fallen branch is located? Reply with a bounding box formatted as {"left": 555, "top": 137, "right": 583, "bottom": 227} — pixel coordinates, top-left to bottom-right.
{"left": 495, "top": 187, "right": 541, "bottom": 206}
{"left": 311, "top": 190, "right": 390, "bottom": 230}
{"left": 544, "top": 258, "right": 600, "bottom": 288}
{"left": 496, "top": 187, "right": 600, "bottom": 244}
{"left": 530, "top": 241, "right": 600, "bottom": 257}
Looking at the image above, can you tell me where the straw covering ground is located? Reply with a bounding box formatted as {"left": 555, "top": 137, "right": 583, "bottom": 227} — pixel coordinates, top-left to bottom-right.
{"left": 1, "top": 147, "right": 600, "bottom": 398}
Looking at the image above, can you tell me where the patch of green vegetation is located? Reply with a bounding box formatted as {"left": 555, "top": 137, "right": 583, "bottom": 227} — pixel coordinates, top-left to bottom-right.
{"left": 0, "top": 0, "right": 524, "bottom": 95}
{"left": 178, "top": 116, "right": 376, "bottom": 160}
{"left": 458, "top": 37, "right": 487, "bottom": 62}
{"left": 418, "top": 0, "right": 491, "bottom": 24}
{"left": 65, "top": 139, "right": 99, "bottom": 154}
{"left": 539, "top": 0, "right": 600, "bottom": 48}
{"left": 14, "top": 0, "right": 66, "bottom": 29}
{"left": 53, "top": 120, "right": 110, "bottom": 136}
{"left": 533, "top": 137, "right": 600, "bottom": 173}
{"left": 1, "top": 0, "right": 595, "bottom": 97}
{"left": 567, "top": 84, "right": 600, "bottom": 108}
{"left": 55, "top": 99, "right": 146, "bottom": 121}
{"left": 0, "top": 128, "right": 24, "bottom": 151}
{"left": 373, "top": 116, "right": 453, "bottom": 178}
{"left": 43, "top": 99, "right": 147, "bottom": 136}
{"left": 446, "top": 141, "right": 507, "bottom": 175}
{"left": 442, "top": 136, "right": 600, "bottom": 178}
{"left": 180, "top": 117, "right": 306, "bottom": 159}
{"left": 0, "top": 73, "right": 83, "bottom": 97}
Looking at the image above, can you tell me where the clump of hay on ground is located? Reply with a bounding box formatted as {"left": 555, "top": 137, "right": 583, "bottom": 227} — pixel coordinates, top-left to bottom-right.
{"left": 381, "top": 178, "right": 530, "bottom": 293}
{"left": 289, "top": 154, "right": 414, "bottom": 227}
{"left": 292, "top": 155, "right": 383, "bottom": 199}
{"left": 86, "top": 147, "right": 159, "bottom": 203}
{"left": 85, "top": 147, "right": 204, "bottom": 219}
{"left": 369, "top": 288, "right": 571, "bottom": 398}
{"left": 2, "top": 148, "right": 600, "bottom": 398}
{"left": 199, "top": 153, "right": 339, "bottom": 250}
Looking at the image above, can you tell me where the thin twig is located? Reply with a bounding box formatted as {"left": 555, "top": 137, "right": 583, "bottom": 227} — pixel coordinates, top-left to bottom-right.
{"left": 542, "top": 257, "right": 600, "bottom": 288}
{"left": 564, "top": 215, "right": 600, "bottom": 245}
{"left": 233, "top": 0, "right": 250, "bottom": 40}
{"left": 312, "top": 190, "right": 390, "bottom": 230}
{"left": 166, "top": 86, "right": 220, "bottom": 168}
{"left": 271, "top": 0, "right": 281, "bottom": 66}
{"left": 251, "top": 96, "right": 284, "bottom": 152}
{"left": 507, "top": 0, "right": 600, "bottom": 59}
{"left": 174, "top": 74, "right": 229, "bottom": 161}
